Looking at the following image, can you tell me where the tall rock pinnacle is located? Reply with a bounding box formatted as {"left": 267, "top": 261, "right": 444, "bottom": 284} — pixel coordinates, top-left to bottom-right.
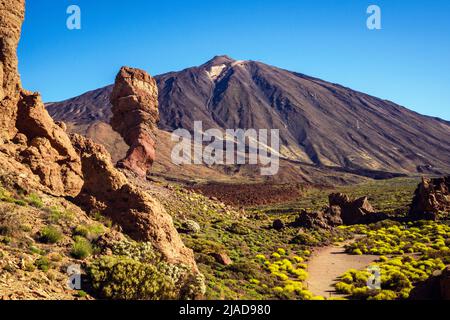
{"left": 110, "top": 67, "right": 160, "bottom": 177}
{"left": 0, "top": 0, "right": 83, "bottom": 196}
{"left": 0, "top": 0, "right": 25, "bottom": 141}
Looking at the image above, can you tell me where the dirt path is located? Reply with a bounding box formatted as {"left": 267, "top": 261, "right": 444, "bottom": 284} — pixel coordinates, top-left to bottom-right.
{"left": 305, "top": 241, "right": 379, "bottom": 298}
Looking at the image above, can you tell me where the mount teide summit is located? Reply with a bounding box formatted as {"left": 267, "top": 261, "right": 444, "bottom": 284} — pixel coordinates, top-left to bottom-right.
{"left": 47, "top": 55, "right": 450, "bottom": 182}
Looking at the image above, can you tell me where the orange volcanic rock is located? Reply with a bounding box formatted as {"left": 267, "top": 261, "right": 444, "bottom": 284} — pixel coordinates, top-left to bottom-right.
{"left": 110, "top": 67, "right": 159, "bottom": 177}
{"left": 0, "top": 0, "right": 83, "bottom": 196}
{"left": 70, "top": 133, "right": 198, "bottom": 272}
{"left": 0, "top": 0, "right": 25, "bottom": 141}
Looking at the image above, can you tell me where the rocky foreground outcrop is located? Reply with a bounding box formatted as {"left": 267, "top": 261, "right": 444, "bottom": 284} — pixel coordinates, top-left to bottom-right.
{"left": 409, "top": 176, "right": 450, "bottom": 221}
{"left": 0, "top": 0, "right": 83, "bottom": 197}
{"left": 0, "top": 0, "right": 198, "bottom": 275}
{"left": 70, "top": 134, "right": 198, "bottom": 272}
{"left": 110, "top": 67, "right": 159, "bottom": 177}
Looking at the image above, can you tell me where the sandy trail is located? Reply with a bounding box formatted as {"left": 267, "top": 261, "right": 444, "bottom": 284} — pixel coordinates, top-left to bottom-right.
{"left": 305, "top": 241, "right": 379, "bottom": 298}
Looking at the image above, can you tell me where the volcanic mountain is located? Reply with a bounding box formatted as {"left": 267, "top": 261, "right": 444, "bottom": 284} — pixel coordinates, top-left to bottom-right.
{"left": 46, "top": 55, "right": 450, "bottom": 183}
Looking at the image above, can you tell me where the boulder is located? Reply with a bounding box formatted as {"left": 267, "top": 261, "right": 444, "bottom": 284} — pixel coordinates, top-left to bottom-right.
{"left": 293, "top": 208, "right": 343, "bottom": 230}
{"left": 272, "top": 219, "right": 285, "bottom": 231}
{"left": 209, "top": 252, "right": 233, "bottom": 266}
{"left": 329, "top": 193, "right": 384, "bottom": 225}
{"left": 110, "top": 67, "right": 159, "bottom": 177}
{"left": 409, "top": 177, "right": 450, "bottom": 221}
{"left": 70, "top": 133, "right": 198, "bottom": 272}
{"left": 181, "top": 220, "right": 201, "bottom": 234}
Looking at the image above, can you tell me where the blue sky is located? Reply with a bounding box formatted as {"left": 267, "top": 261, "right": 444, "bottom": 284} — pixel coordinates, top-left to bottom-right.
{"left": 19, "top": 0, "right": 450, "bottom": 120}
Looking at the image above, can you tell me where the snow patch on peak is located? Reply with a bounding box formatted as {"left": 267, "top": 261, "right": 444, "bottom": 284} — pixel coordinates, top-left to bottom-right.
{"left": 206, "top": 64, "right": 227, "bottom": 81}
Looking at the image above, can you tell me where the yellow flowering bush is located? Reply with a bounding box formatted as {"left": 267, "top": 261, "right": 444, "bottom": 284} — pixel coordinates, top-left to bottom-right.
{"left": 344, "top": 221, "right": 450, "bottom": 256}
{"left": 334, "top": 255, "right": 446, "bottom": 300}
{"left": 251, "top": 250, "right": 313, "bottom": 299}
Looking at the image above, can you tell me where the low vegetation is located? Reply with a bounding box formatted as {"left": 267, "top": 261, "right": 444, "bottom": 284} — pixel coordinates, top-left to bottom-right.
{"left": 39, "top": 225, "right": 63, "bottom": 244}
{"left": 334, "top": 219, "right": 449, "bottom": 300}
{"left": 335, "top": 255, "right": 446, "bottom": 300}
{"left": 342, "top": 221, "right": 450, "bottom": 257}
{"left": 71, "top": 236, "right": 93, "bottom": 260}
{"left": 1, "top": 177, "right": 448, "bottom": 300}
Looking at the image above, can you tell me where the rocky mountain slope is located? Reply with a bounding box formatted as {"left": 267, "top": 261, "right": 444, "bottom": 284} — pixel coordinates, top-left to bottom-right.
{"left": 47, "top": 56, "right": 450, "bottom": 182}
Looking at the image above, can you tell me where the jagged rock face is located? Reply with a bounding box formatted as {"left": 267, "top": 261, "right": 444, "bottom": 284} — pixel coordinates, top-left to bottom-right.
{"left": 409, "top": 177, "right": 450, "bottom": 221}
{"left": 110, "top": 67, "right": 159, "bottom": 177}
{"left": 293, "top": 208, "right": 343, "bottom": 230}
{"left": 15, "top": 91, "right": 83, "bottom": 196}
{"left": 70, "top": 134, "right": 198, "bottom": 272}
{"left": 0, "top": 0, "right": 83, "bottom": 196}
{"left": 328, "top": 193, "right": 385, "bottom": 225}
{"left": 291, "top": 193, "right": 385, "bottom": 229}
{"left": 0, "top": 0, "right": 25, "bottom": 141}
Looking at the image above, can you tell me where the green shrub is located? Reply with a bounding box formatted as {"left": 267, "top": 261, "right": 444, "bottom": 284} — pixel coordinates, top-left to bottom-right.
{"left": 73, "top": 224, "right": 104, "bottom": 241}
{"left": 29, "top": 245, "right": 46, "bottom": 255}
{"left": 88, "top": 255, "right": 177, "bottom": 300}
{"left": 35, "top": 257, "right": 51, "bottom": 272}
{"left": 186, "top": 238, "right": 225, "bottom": 255}
{"left": 0, "top": 187, "right": 8, "bottom": 200}
{"left": 111, "top": 241, "right": 158, "bottom": 262}
{"left": 46, "top": 207, "right": 73, "bottom": 223}
{"left": 226, "top": 223, "right": 250, "bottom": 235}
{"left": 74, "top": 290, "right": 88, "bottom": 298}
{"left": 227, "top": 261, "right": 260, "bottom": 279}
{"left": 1, "top": 236, "right": 12, "bottom": 244}
{"left": 39, "top": 226, "right": 63, "bottom": 244}
{"left": 181, "top": 220, "right": 201, "bottom": 234}
{"left": 24, "top": 261, "right": 36, "bottom": 272}
{"left": 13, "top": 199, "right": 27, "bottom": 206}
{"left": 71, "top": 236, "right": 93, "bottom": 260}
{"left": 25, "top": 193, "right": 44, "bottom": 208}
{"left": 90, "top": 211, "right": 113, "bottom": 228}
{"left": 290, "top": 232, "right": 319, "bottom": 246}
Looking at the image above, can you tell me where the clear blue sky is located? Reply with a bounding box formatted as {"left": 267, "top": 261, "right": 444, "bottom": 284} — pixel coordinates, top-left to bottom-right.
{"left": 19, "top": 0, "right": 450, "bottom": 120}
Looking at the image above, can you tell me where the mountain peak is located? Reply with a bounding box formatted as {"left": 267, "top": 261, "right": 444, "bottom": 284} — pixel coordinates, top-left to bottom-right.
{"left": 203, "top": 55, "right": 235, "bottom": 67}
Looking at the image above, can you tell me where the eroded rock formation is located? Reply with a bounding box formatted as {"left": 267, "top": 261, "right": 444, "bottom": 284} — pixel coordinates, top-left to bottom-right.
{"left": 70, "top": 134, "right": 198, "bottom": 272}
{"left": 0, "top": 0, "right": 83, "bottom": 196}
{"left": 293, "top": 208, "right": 343, "bottom": 230}
{"left": 110, "top": 67, "right": 159, "bottom": 177}
{"left": 1, "top": 1, "right": 197, "bottom": 273}
{"left": 291, "top": 193, "right": 386, "bottom": 229}
{"left": 0, "top": 0, "right": 24, "bottom": 141}
{"left": 409, "top": 177, "right": 450, "bottom": 221}
{"left": 328, "top": 193, "right": 386, "bottom": 225}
